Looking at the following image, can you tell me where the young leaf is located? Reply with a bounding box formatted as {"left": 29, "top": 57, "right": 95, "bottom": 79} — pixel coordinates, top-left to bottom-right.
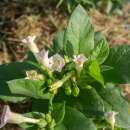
{"left": 103, "top": 45, "right": 130, "bottom": 84}
{"left": 83, "top": 60, "right": 104, "bottom": 85}
{"left": 64, "top": 5, "right": 94, "bottom": 56}
{"left": 63, "top": 106, "right": 97, "bottom": 130}
{"left": 7, "top": 79, "right": 52, "bottom": 99}
{"left": 90, "top": 38, "right": 109, "bottom": 65}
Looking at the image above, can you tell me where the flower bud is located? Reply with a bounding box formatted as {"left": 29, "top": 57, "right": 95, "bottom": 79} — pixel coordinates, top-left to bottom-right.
{"left": 72, "top": 85, "right": 80, "bottom": 97}
{"left": 38, "top": 118, "right": 48, "bottom": 129}
{"left": 50, "top": 80, "right": 63, "bottom": 91}
{"left": 45, "top": 113, "right": 52, "bottom": 123}
{"left": 25, "top": 70, "right": 44, "bottom": 80}
{"left": 105, "top": 111, "right": 118, "bottom": 130}
{"left": 22, "top": 35, "right": 39, "bottom": 53}
{"left": 64, "top": 82, "right": 72, "bottom": 95}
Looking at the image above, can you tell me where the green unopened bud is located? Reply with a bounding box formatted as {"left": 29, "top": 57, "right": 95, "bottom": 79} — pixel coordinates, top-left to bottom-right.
{"left": 38, "top": 118, "right": 47, "bottom": 128}
{"left": 47, "top": 79, "right": 53, "bottom": 86}
{"left": 45, "top": 113, "right": 52, "bottom": 123}
{"left": 72, "top": 86, "right": 80, "bottom": 97}
{"left": 65, "top": 85, "right": 72, "bottom": 95}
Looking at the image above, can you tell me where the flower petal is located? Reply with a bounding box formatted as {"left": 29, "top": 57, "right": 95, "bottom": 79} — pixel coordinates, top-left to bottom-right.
{"left": 0, "top": 105, "right": 11, "bottom": 128}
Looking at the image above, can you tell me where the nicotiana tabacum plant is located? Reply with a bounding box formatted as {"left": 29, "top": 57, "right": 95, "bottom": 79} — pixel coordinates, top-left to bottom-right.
{"left": 1, "top": 5, "right": 130, "bottom": 130}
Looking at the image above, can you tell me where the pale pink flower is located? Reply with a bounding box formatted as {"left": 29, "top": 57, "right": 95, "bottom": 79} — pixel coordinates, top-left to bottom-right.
{"left": 49, "top": 54, "right": 65, "bottom": 72}
{"left": 36, "top": 50, "right": 65, "bottom": 72}
{"left": 73, "top": 54, "right": 87, "bottom": 68}
{"left": 0, "top": 105, "right": 39, "bottom": 128}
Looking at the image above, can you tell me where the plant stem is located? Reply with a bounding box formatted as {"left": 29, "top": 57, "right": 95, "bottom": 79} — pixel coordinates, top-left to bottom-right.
{"left": 112, "top": 124, "right": 114, "bottom": 130}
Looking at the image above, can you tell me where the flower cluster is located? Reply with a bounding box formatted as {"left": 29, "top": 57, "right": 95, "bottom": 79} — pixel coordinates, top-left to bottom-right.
{"left": 22, "top": 36, "right": 87, "bottom": 72}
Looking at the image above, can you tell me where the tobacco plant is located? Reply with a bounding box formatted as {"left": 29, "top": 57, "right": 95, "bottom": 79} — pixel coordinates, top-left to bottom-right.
{"left": 0, "top": 5, "right": 130, "bottom": 130}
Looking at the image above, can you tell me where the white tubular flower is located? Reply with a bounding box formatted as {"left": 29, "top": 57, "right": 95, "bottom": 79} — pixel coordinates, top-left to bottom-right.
{"left": 49, "top": 54, "right": 65, "bottom": 72}
{"left": 0, "top": 105, "right": 39, "bottom": 128}
{"left": 36, "top": 49, "right": 50, "bottom": 68}
{"left": 22, "top": 35, "right": 39, "bottom": 53}
{"left": 104, "top": 111, "right": 118, "bottom": 128}
{"left": 73, "top": 54, "right": 87, "bottom": 68}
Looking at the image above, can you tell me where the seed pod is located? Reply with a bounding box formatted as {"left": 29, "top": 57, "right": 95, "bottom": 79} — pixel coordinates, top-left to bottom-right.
{"left": 72, "top": 85, "right": 80, "bottom": 97}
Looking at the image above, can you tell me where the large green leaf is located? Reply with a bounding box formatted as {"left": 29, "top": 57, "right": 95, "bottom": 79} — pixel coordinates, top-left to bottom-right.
{"left": 0, "top": 61, "right": 37, "bottom": 81}
{"left": 64, "top": 5, "right": 94, "bottom": 56}
{"left": 99, "top": 84, "right": 130, "bottom": 129}
{"left": 63, "top": 106, "right": 97, "bottom": 130}
{"left": 90, "top": 38, "right": 109, "bottom": 65}
{"left": 52, "top": 30, "right": 65, "bottom": 54}
{"left": 77, "top": 88, "right": 104, "bottom": 118}
{"left": 0, "top": 81, "right": 27, "bottom": 103}
{"left": 103, "top": 45, "right": 130, "bottom": 83}
{"left": 8, "top": 79, "right": 52, "bottom": 99}
{"left": 53, "top": 102, "right": 65, "bottom": 125}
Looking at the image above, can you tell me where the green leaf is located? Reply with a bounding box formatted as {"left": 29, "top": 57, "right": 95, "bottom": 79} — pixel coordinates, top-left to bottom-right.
{"left": 52, "top": 30, "right": 65, "bottom": 54}
{"left": 84, "top": 60, "right": 104, "bottom": 85}
{"left": 103, "top": 45, "right": 130, "bottom": 83}
{"left": 52, "top": 102, "right": 65, "bottom": 125}
{"left": 90, "top": 38, "right": 109, "bottom": 64}
{"left": 77, "top": 88, "right": 104, "bottom": 118}
{"left": 63, "top": 106, "right": 97, "bottom": 130}
{"left": 100, "top": 84, "right": 130, "bottom": 129}
{"left": 8, "top": 79, "right": 52, "bottom": 99}
{"left": 55, "top": 124, "right": 66, "bottom": 130}
{"left": 64, "top": 5, "right": 94, "bottom": 56}
{"left": 0, "top": 61, "right": 38, "bottom": 81}
{"left": 0, "top": 81, "right": 27, "bottom": 103}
